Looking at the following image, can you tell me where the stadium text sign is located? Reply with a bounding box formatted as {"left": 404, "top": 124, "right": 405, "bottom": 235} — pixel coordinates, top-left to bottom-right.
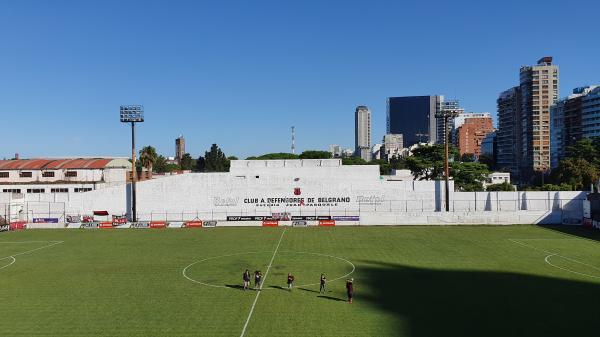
{"left": 243, "top": 196, "right": 351, "bottom": 207}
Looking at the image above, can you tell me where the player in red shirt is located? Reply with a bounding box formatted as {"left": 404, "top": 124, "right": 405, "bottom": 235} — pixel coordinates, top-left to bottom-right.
{"left": 287, "top": 273, "right": 295, "bottom": 291}
{"left": 346, "top": 278, "right": 354, "bottom": 303}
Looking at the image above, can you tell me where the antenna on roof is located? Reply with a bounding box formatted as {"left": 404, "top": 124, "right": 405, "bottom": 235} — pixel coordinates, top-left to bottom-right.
{"left": 291, "top": 126, "right": 296, "bottom": 154}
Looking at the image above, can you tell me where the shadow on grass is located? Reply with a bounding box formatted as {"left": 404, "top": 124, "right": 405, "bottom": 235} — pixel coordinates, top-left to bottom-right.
{"left": 297, "top": 287, "right": 319, "bottom": 294}
{"left": 360, "top": 261, "right": 600, "bottom": 337}
{"left": 317, "top": 295, "right": 346, "bottom": 302}
{"left": 225, "top": 284, "right": 250, "bottom": 290}
{"left": 539, "top": 225, "right": 600, "bottom": 243}
{"left": 268, "top": 285, "right": 288, "bottom": 291}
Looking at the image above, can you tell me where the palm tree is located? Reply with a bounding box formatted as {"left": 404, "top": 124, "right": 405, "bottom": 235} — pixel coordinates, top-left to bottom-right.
{"left": 139, "top": 146, "right": 158, "bottom": 173}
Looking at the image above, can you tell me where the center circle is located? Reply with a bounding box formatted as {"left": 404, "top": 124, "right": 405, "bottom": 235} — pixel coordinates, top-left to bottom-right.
{"left": 183, "top": 251, "right": 355, "bottom": 289}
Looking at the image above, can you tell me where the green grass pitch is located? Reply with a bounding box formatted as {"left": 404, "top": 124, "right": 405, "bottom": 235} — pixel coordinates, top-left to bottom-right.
{"left": 1, "top": 225, "right": 600, "bottom": 337}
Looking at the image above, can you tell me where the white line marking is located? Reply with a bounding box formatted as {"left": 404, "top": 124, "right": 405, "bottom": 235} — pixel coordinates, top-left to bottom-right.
{"left": 240, "top": 229, "right": 286, "bottom": 337}
{"left": 0, "top": 241, "right": 64, "bottom": 272}
{"left": 509, "top": 239, "right": 600, "bottom": 279}
{"left": 182, "top": 251, "right": 267, "bottom": 288}
{"left": 182, "top": 250, "right": 355, "bottom": 289}
{"left": 0, "top": 256, "right": 16, "bottom": 270}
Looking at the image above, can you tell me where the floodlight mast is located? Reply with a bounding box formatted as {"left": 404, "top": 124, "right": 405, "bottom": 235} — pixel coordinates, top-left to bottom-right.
{"left": 120, "top": 105, "right": 144, "bottom": 222}
{"left": 435, "top": 108, "right": 460, "bottom": 212}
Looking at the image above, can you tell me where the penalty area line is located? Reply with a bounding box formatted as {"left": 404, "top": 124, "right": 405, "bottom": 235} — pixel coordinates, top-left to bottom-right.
{"left": 239, "top": 228, "right": 286, "bottom": 337}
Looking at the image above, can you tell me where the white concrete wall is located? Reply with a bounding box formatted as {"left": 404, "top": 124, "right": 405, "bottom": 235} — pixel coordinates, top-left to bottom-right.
{"left": 0, "top": 161, "right": 588, "bottom": 225}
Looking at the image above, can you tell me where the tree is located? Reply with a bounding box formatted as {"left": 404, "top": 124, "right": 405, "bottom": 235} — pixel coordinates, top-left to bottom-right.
{"left": 566, "top": 137, "right": 600, "bottom": 165}
{"left": 451, "top": 162, "right": 490, "bottom": 192}
{"left": 405, "top": 144, "right": 457, "bottom": 180}
{"left": 228, "top": 156, "right": 239, "bottom": 160}
{"left": 342, "top": 157, "right": 368, "bottom": 165}
{"left": 461, "top": 153, "right": 476, "bottom": 162}
{"left": 299, "top": 151, "right": 332, "bottom": 159}
{"left": 153, "top": 155, "right": 168, "bottom": 173}
{"left": 196, "top": 156, "right": 206, "bottom": 172}
{"left": 246, "top": 153, "right": 299, "bottom": 160}
{"left": 486, "top": 182, "right": 515, "bottom": 191}
{"left": 478, "top": 154, "right": 495, "bottom": 171}
{"left": 204, "top": 144, "right": 230, "bottom": 172}
{"left": 389, "top": 156, "right": 407, "bottom": 170}
{"left": 180, "top": 153, "right": 193, "bottom": 170}
{"left": 550, "top": 157, "right": 599, "bottom": 191}
{"left": 368, "top": 159, "right": 392, "bottom": 175}
{"left": 139, "top": 146, "right": 158, "bottom": 172}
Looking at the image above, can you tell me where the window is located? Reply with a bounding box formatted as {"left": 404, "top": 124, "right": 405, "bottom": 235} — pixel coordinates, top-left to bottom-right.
{"left": 42, "top": 171, "right": 55, "bottom": 177}
{"left": 26, "top": 189, "right": 45, "bottom": 193}
{"left": 65, "top": 171, "right": 78, "bottom": 177}
{"left": 51, "top": 188, "right": 69, "bottom": 193}
{"left": 2, "top": 189, "right": 21, "bottom": 193}
{"left": 20, "top": 172, "right": 32, "bottom": 178}
{"left": 74, "top": 188, "right": 92, "bottom": 193}
{"left": 0, "top": 172, "right": 9, "bottom": 178}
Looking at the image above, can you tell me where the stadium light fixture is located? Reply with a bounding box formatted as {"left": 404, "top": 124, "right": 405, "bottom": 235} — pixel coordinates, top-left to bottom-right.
{"left": 120, "top": 105, "right": 144, "bottom": 222}
{"left": 435, "top": 108, "right": 461, "bottom": 212}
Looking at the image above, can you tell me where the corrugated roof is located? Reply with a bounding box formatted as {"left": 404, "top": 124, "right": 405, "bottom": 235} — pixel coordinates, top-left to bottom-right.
{"left": 0, "top": 158, "right": 125, "bottom": 170}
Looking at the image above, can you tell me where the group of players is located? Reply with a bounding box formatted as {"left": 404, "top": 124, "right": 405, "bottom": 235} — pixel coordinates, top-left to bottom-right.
{"left": 242, "top": 269, "right": 354, "bottom": 303}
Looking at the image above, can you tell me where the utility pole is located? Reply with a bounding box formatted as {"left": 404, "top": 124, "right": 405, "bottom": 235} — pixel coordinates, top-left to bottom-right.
{"left": 435, "top": 108, "right": 460, "bottom": 212}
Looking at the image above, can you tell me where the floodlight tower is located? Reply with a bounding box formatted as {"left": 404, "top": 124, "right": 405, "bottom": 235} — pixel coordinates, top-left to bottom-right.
{"left": 435, "top": 107, "right": 460, "bottom": 212}
{"left": 120, "top": 105, "right": 144, "bottom": 222}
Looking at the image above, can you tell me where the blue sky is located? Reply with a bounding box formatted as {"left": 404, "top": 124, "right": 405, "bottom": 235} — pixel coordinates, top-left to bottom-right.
{"left": 1, "top": 0, "right": 599, "bottom": 160}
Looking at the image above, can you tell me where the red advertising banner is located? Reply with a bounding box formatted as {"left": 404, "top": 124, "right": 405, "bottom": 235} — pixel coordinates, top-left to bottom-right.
{"left": 9, "top": 221, "right": 27, "bottom": 230}
{"left": 99, "top": 222, "right": 114, "bottom": 229}
{"left": 150, "top": 221, "right": 167, "bottom": 229}
{"left": 318, "top": 220, "right": 336, "bottom": 227}
{"left": 185, "top": 221, "right": 203, "bottom": 228}
{"left": 262, "top": 220, "right": 279, "bottom": 227}
{"left": 112, "top": 216, "right": 127, "bottom": 225}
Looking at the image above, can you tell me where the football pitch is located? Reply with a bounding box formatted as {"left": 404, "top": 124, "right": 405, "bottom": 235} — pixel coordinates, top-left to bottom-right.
{"left": 1, "top": 225, "right": 600, "bottom": 337}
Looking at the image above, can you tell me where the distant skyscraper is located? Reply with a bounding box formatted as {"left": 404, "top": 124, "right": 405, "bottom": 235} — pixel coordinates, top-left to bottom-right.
{"left": 497, "top": 87, "right": 523, "bottom": 176}
{"left": 175, "top": 135, "right": 185, "bottom": 164}
{"left": 355, "top": 106, "right": 372, "bottom": 161}
{"left": 386, "top": 96, "right": 442, "bottom": 146}
{"left": 519, "top": 57, "right": 559, "bottom": 174}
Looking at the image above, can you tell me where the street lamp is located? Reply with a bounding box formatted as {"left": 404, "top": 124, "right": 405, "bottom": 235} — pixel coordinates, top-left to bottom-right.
{"left": 120, "top": 105, "right": 144, "bottom": 222}
{"left": 435, "top": 108, "right": 461, "bottom": 212}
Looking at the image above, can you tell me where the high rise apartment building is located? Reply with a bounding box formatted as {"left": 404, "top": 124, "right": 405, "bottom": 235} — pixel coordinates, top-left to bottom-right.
{"left": 456, "top": 116, "right": 494, "bottom": 156}
{"left": 381, "top": 134, "right": 404, "bottom": 160}
{"left": 355, "top": 106, "right": 372, "bottom": 162}
{"left": 582, "top": 86, "right": 600, "bottom": 138}
{"left": 519, "top": 57, "right": 559, "bottom": 174}
{"left": 437, "top": 100, "right": 464, "bottom": 144}
{"left": 496, "top": 87, "right": 522, "bottom": 176}
{"left": 551, "top": 85, "right": 600, "bottom": 167}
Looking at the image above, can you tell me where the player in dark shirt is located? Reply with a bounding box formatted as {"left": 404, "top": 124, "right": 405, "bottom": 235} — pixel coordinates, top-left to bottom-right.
{"left": 319, "top": 274, "right": 327, "bottom": 294}
{"left": 254, "top": 270, "right": 262, "bottom": 289}
{"left": 243, "top": 269, "right": 250, "bottom": 291}
{"left": 346, "top": 278, "right": 354, "bottom": 303}
{"left": 287, "top": 273, "right": 295, "bottom": 291}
